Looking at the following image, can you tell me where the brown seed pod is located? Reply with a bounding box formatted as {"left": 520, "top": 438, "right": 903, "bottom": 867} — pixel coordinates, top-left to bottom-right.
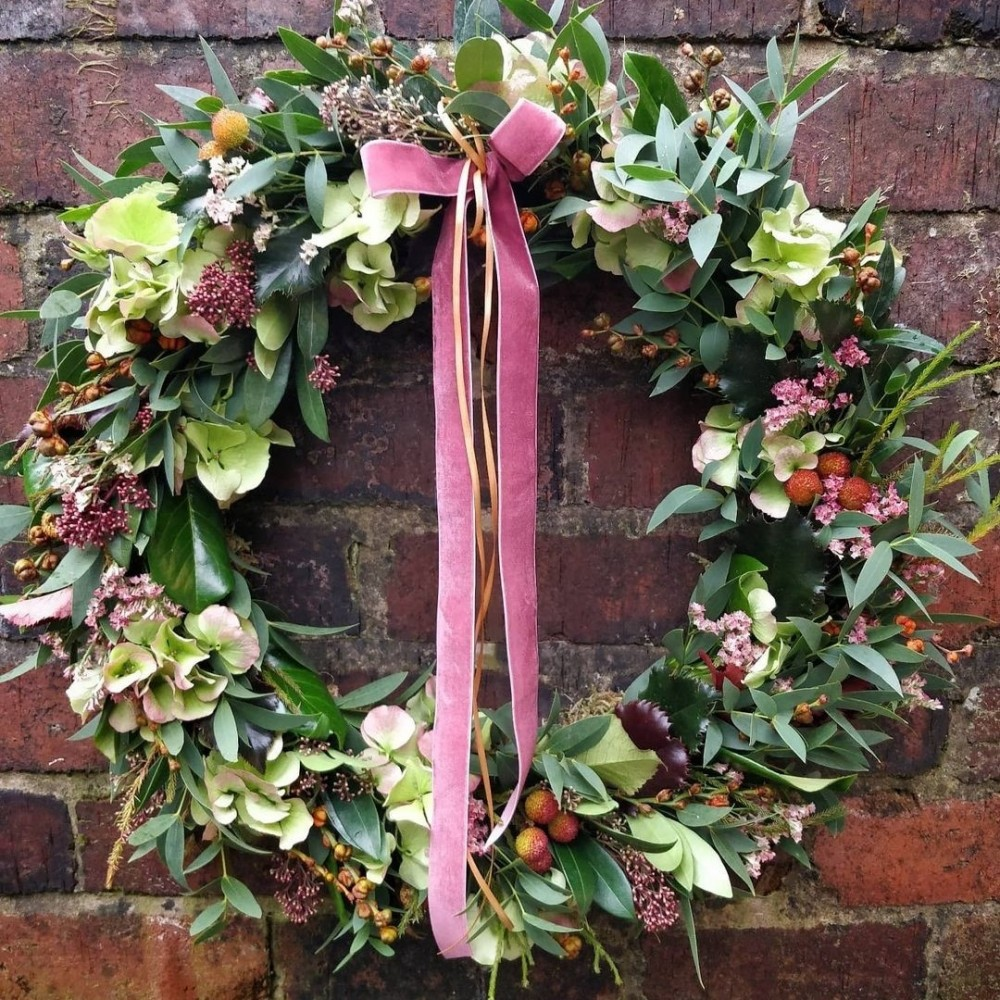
{"left": 35, "top": 435, "right": 68, "bottom": 457}
{"left": 39, "top": 551, "right": 61, "bottom": 573}
{"left": 28, "top": 411, "right": 54, "bottom": 437}
{"left": 157, "top": 335, "right": 187, "bottom": 351}
{"left": 28, "top": 525, "right": 50, "bottom": 547}
{"left": 410, "top": 54, "right": 431, "bottom": 73}
{"left": 369, "top": 36, "right": 393, "bottom": 57}
{"left": 13, "top": 558, "right": 39, "bottom": 583}
{"left": 86, "top": 352, "right": 107, "bottom": 372}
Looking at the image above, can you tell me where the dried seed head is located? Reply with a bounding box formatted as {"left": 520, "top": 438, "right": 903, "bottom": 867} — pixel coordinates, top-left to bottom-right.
{"left": 701, "top": 45, "right": 724, "bottom": 67}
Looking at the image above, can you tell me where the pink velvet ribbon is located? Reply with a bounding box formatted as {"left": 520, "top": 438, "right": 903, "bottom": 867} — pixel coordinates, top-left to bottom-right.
{"left": 362, "top": 99, "right": 564, "bottom": 957}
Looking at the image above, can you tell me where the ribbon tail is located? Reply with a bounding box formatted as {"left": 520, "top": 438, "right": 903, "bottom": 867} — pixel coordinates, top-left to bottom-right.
{"left": 427, "top": 196, "right": 475, "bottom": 959}
{"left": 483, "top": 168, "right": 541, "bottom": 846}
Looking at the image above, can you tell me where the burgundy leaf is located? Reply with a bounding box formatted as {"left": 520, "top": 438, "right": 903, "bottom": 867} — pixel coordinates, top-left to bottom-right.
{"left": 615, "top": 699, "right": 673, "bottom": 751}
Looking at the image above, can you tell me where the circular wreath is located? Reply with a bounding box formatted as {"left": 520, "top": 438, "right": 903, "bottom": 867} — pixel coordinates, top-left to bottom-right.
{"left": 1, "top": 0, "right": 998, "bottom": 991}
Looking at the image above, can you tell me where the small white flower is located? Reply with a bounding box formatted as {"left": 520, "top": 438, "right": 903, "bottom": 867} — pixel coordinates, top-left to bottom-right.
{"left": 299, "top": 238, "right": 320, "bottom": 264}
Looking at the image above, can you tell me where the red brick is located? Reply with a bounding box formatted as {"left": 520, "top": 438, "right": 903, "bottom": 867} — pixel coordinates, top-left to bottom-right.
{"left": 539, "top": 268, "right": 634, "bottom": 354}
{"left": 0, "top": 792, "right": 74, "bottom": 894}
{"left": 230, "top": 512, "right": 357, "bottom": 627}
{"left": 0, "top": 643, "right": 104, "bottom": 772}
{"left": 0, "top": 910, "right": 270, "bottom": 1000}
{"left": 0, "top": 3, "right": 65, "bottom": 40}
{"left": 0, "top": 375, "right": 44, "bottom": 440}
{"left": 266, "top": 386, "right": 561, "bottom": 505}
{"left": 875, "top": 704, "right": 949, "bottom": 777}
{"left": 643, "top": 921, "right": 929, "bottom": 999}
{"left": 891, "top": 214, "right": 1000, "bottom": 357}
{"left": 273, "top": 921, "right": 483, "bottom": 1000}
{"left": 819, "top": 0, "right": 1000, "bottom": 46}
{"left": 584, "top": 388, "right": 704, "bottom": 508}
{"left": 115, "top": 1, "right": 332, "bottom": 38}
{"left": 797, "top": 59, "right": 1000, "bottom": 211}
{"left": 814, "top": 793, "right": 1000, "bottom": 905}
{"left": 936, "top": 913, "right": 1000, "bottom": 1000}
{"left": 0, "top": 47, "right": 253, "bottom": 208}
{"left": 384, "top": 0, "right": 800, "bottom": 38}
{"left": 386, "top": 529, "right": 703, "bottom": 644}
{"left": 77, "top": 800, "right": 278, "bottom": 896}
{"left": 602, "top": 0, "right": 801, "bottom": 39}
{"left": 934, "top": 533, "right": 1000, "bottom": 642}
{"left": 0, "top": 238, "right": 28, "bottom": 361}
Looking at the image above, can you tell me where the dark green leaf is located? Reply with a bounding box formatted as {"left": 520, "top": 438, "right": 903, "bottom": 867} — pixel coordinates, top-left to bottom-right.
{"left": 323, "top": 794, "right": 386, "bottom": 862}
{"left": 336, "top": 672, "right": 408, "bottom": 711}
{"left": 735, "top": 513, "right": 826, "bottom": 619}
{"left": 640, "top": 668, "right": 715, "bottom": 751}
{"left": 262, "top": 650, "right": 347, "bottom": 744}
{"left": 498, "top": 0, "right": 554, "bottom": 30}
{"left": 624, "top": 52, "right": 689, "bottom": 132}
{"left": 242, "top": 339, "right": 292, "bottom": 428}
{"left": 718, "top": 331, "right": 788, "bottom": 419}
{"left": 295, "top": 355, "right": 330, "bottom": 443}
{"left": 573, "top": 837, "right": 635, "bottom": 921}
{"left": 278, "top": 28, "right": 348, "bottom": 83}
{"left": 199, "top": 37, "right": 239, "bottom": 104}
{"left": 147, "top": 481, "right": 234, "bottom": 612}
{"left": 221, "top": 875, "right": 263, "bottom": 918}
{"left": 213, "top": 698, "right": 239, "bottom": 761}
{"left": 0, "top": 505, "right": 32, "bottom": 546}
{"left": 190, "top": 899, "right": 228, "bottom": 941}
{"left": 441, "top": 91, "right": 510, "bottom": 129}
{"left": 304, "top": 155, "right": 328, "bottom": 227}
{"left": 543, "top": 715, "right": 611, "bottom": 755}
{"left": 225, "top": 157, "right": 279, "bottom": 201}
{"left": 454, "top": 37, "right": 505, "bottom": 91}
{"left": 256, "top": 223, "right": 331, "bottom": 301}
{"left": 648, "top": 485, "right": 724, "bottom": 533}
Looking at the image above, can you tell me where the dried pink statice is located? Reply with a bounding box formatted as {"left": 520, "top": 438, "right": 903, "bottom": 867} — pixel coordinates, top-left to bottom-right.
{"left": 271, "top": 854, "right": 323, "bottom": 924}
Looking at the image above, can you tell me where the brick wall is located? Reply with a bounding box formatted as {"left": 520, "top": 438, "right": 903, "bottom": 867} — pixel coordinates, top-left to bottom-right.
{"left": 1, "top": 2, "right": 999, "bottom": 998}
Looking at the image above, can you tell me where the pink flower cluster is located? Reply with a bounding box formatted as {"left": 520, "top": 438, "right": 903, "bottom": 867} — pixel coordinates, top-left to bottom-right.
{"left": 639, "top": 200, "right": 698, "bottom": 245}
{"left": 763, "top": 336, "right": 871, "bottom": 434}
{"left": 744, "top": 801, "right": 816, "bottom": 879}
{"left": 816, "top": 476, "right": 908, "bottom": 559}
{"left": 84, "top": 566, "right": 181, "bottom": 632}
{"left": 307, "top": 355, "right": 341, "bottom": 392}
{"left": 689, "top": 603, "right": 764, "bottom": 672}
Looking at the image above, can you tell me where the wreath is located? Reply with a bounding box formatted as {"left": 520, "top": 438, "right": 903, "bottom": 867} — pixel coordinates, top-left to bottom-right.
{"left": 1, "top": 0, "right": 998, "bottom": 991}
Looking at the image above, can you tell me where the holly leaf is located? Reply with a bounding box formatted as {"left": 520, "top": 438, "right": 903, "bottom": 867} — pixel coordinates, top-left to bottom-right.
{"left": 717, "top": 331, "right": 789, "bottom": 419}
{"left": 147, "top": 481, "right": 234, "bottom": 612}
{"left": 256, "top": 223, "right": 331, "bottom": 302}
{"left": 735, "top": 513, "right": 827, "bottom": 619}
{"left": 639, "top": 668, "right": 715, "bottom": 751}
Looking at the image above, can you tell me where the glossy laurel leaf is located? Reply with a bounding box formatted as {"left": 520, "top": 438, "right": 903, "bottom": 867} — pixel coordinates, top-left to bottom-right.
{"left": 147, "top": 481, "right": 234, "bottom": 613}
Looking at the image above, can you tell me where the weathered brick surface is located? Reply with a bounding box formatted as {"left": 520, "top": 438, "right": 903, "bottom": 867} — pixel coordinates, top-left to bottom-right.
{"left": 0, "top": 47, "right": 259, "bottom": 208}
{"left": 936, "top": 913, "right": 1000, "bottom": 1000}
{"left": 876, "top": 704, "right": 950, "bottom": 777}
{"left": 231, "top": 512, "right": 359, "bottom": 626}
{"left": 273, "top": 922, "right": 484, "bottom": 999}
{"left": 815, "top": 794, "right": 1000, "bottom": 905}
{"left": 584, "top": 387, "right": 705, "bottom": 508}
{"left": 797, "top": 58, "right": 1000, "bottom": 212}
{"left": 0, "top": 910, "right": 271, "bottom": 1000}
{"left": 115, "top": 1, "right": 332, "bottom": 39}
{"left": 819, "top": 0, "right": 1000, "bottom": 46}
{"left": 0, "top": 236, "right": 28, "bottom": 361}
{"left": 0, "top": 791, "right": 74, "bottom": 894}
{"left": 385, "top": 0, "right": 802, "bottom": 39}
{"left": 387, "top": 529, "right": 703, "bottom": 643}
{"left": 0, "top": 642, "right": 104, "bottom": 771}
{"left": 265, "top": 386, "right": 562, "bottom": 506}
{"left": 643, "top": 921, "right": 930, "bottom": 999}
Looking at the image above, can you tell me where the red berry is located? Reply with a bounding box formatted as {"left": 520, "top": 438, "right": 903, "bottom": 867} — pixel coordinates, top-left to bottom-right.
{"left": 816, "top": 451, "right": 851, "bottom": 479}
{"left": 547, "top": 811, "right": 581, "bottom": 844}
{"left": 523, "top": 788, "right": 560, "bottom": 825}
{"left": 515, "top": 827, "right": 553, "bottom": 873}
{"left": 784, "top": 469, "right": 823, "bottom": 506}
{"left": 838, "top": 476, "right": 873, "bottom": 511}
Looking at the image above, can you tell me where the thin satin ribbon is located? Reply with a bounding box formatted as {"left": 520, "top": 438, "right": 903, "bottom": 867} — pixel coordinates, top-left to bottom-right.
{"left": 361, "top": 98, "right": 565, "bottom": 957}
